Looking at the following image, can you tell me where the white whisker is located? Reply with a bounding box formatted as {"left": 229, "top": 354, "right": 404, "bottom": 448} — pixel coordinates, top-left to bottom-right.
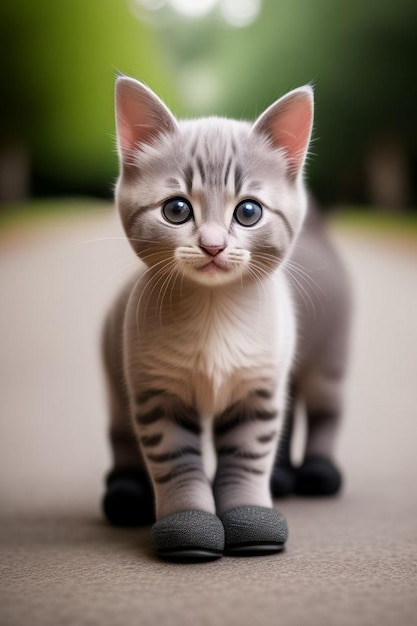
{"left": 285, "top": 260, "right": 326, "bottom": 315}
{"left": 285, "top": 266, "right": 317, "bottom": 319}
{"left": 157, "top": 265, "right": 180, "bottom": 324}
{"left": 133, "top": 258, "right": 173, "bottom": 333}
{"left": 104, "top": 257, "right": 140, "bottom": 289}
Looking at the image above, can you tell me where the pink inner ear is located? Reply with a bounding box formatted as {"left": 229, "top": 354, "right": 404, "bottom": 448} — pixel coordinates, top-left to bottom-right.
{"left": 271, "top": 98, "right": 313, "bottom": 173}
{"left": 117, "top": 102, "right": 149, "bottom": 156}
{"left": 116, "top": 78, "right": 177, "bottom": 161}
{"left": 253, "top": 88, "right": 313, "bottom": 179}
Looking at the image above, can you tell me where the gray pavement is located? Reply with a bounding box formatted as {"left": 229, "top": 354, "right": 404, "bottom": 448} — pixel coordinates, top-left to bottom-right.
{"left": 0, "top": 206, "right": 416, "bottom": 626}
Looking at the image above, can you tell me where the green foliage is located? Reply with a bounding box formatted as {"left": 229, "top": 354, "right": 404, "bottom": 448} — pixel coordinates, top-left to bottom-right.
{"left": 331, "top": 208, "right": 417, "bottom": 235}
{"left": 0, "top": 0, "right": 176, "bottom": 190}
{"left": 1, "top": 0, "right": 416, "bottom": 202}
{"left": 156, "top": 0, "right": 417, "bottom": 202}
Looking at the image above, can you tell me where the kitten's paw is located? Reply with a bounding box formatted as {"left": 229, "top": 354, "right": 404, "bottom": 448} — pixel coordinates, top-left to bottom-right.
{"left": 270, "top": 463, "right": 296, "bottom": 498}
{"left": 102, "top": 469, "right": 155, "bottom": 527}
{"left": 295, "top": 455, "right": 343, "bottom": 496}
{"left": 221, "top": 506, "right": 288, "bottom": 556}
{"left": 151, "top": 510, "right": 224, "bottom": 561}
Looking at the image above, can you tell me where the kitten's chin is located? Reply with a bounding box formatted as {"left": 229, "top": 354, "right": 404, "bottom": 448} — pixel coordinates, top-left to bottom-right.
{"left": 182, "top": 264, "right": 244, "bottom": 287}
{"left": 175, "top": 247, "right": 252, "bottom": 287}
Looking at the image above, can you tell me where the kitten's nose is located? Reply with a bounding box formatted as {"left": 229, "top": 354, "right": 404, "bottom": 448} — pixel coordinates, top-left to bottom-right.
{"left": 199, "top": 224, "right": 227, "bottom": 256}
{"left": 200, "top": 244, "right": 224, "bottom": 257}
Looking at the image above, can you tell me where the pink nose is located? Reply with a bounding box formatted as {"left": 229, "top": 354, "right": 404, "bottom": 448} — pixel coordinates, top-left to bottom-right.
{"left": 200, "top": 245, "right": 224, "bottom": 257}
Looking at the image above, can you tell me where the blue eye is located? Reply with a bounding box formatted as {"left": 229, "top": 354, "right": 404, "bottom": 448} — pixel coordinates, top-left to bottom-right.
{"left": 162, "top": 198, "right": 193, "bottom": 224}
{"left": 234, "top": 200, "right": 263, "bottom": 227}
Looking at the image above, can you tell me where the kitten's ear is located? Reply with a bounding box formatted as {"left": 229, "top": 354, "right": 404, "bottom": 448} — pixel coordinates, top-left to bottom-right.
{"left": 115, "top": 76, "right": 178, "bottom": 163}
{"left": 252, "top": 86, "right": 314, "bottom": 180}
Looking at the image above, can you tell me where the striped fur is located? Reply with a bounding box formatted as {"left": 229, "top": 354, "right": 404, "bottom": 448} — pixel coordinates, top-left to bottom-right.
{"left": 103, "top": 77, "right": 350, "bottom": 520}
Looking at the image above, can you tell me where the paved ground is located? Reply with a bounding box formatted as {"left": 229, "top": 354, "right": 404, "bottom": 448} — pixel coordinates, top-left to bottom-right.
{"left": 1, "top": 205, "right": 416, "bottom": 626}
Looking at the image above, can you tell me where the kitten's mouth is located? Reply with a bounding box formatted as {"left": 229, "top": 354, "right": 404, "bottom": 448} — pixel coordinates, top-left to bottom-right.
{"left": 200, "top": 260, "right": 228, "bottom": 274}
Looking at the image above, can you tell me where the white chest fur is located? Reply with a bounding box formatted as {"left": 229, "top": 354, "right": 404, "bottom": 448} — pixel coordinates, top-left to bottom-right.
{"left": 126, "top": 272, "right": 295, "bottom": 416}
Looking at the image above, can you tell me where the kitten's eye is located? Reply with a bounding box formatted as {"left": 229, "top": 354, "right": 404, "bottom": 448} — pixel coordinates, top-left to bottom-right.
{"left": 162, "top": 197, "right": 193, "bottom": 225}
{"left": 234, "top": 200, "right": 263, "bottom": 227}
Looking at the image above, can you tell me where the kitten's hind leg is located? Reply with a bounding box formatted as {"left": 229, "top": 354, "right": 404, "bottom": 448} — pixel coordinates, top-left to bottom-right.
{"left": 296, "top": 368, "right": 345, "bottom": 496}
{"left": 101, "top": 305, "right": 154, "bottom": 527}
{"left": 295, "top": 276, "right": 351, "bottom": 497}
{"left": 270, "top": 383, "right": 297, "bottom": 497}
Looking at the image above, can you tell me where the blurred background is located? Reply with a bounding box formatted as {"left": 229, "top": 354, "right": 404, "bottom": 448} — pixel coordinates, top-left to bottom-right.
{"left": 1, "top": 0, "right": 417, "bottom": 502}
{"left": 1, "top": 0, "right": 417, "bottom": 210}
{"left": 1, "top": 4, "right": 417, "bottom": 624}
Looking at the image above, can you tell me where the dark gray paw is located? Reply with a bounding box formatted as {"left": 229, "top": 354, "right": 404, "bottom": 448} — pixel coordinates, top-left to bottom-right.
{"left": 103, "top": 469, "right": 155, "bottom": 527}
{"left": 270, "top": 462, "right": 296, "bottom": 497}
{"left": 221, "top": 506, "right": 288, "bottom": 556}
{"left": 295, "top": 455, "right": 342, "bottom": 496}
{"left": 151, "top": 510, "right": 224, "bottom": 561}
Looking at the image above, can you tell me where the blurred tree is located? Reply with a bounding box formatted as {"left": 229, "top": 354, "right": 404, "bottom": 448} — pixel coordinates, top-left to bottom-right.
{"left": 1, "top": 0, "right": 416, "bottom": 207}
{"left": 155, "top": 0, "right": 417, "bottom": 207}
{"left": 0, "top": 0, "right": 176, "bottom": 199}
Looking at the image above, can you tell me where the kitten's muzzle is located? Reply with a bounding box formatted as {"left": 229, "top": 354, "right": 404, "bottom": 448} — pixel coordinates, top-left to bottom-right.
{"left": 198, "top": 223, "right": 227, "bottom": 258}
{"left": 199, "top": 244, "right": 225, "bottom": 257}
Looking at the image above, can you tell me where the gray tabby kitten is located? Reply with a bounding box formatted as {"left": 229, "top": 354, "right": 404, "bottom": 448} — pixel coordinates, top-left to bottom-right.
{"left": 102, "top": 76, "right": 351, "bottom": 560}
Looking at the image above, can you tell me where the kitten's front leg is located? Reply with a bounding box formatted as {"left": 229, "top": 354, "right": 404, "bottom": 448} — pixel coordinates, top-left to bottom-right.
{"left": 133, "top": 390, "right": 224, "bottom": 560}
{"left": 213, "top": 389, "right": 288, "bottom": 555}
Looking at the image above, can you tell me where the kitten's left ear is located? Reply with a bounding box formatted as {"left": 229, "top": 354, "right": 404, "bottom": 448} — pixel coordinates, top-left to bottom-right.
{"left": 252, "top": 86, "right": 314, "bottom": 180}
{"left": 115, "top": 76, "right": 178, "bottom": 164}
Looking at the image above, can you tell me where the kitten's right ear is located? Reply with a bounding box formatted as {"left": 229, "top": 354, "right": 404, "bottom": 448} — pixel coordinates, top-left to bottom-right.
{"left": 115, "top": 76, "right": 178, "bottom": 163}
{"left": 252, "top": 86, "right": 314, "bottom": 181}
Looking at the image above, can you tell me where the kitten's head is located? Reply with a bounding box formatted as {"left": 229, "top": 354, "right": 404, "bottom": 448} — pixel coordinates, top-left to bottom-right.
{"left": 115, "top": 76, "right": 313, "bottom": 287}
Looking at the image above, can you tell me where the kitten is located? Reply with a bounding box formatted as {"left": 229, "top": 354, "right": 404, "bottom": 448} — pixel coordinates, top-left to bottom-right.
{"left": 102, "top": 76, "right": 351, "bottom": 560}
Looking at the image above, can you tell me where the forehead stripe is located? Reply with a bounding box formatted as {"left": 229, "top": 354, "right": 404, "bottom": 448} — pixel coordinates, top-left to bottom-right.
{"left": 224, "top": 157, "right": 232, "bottom": 188}
{"left": 183, "top": 164, "right": 194, "bottom": 194}
{"left": 189, "top": 135, "right": 199, "bottom": 158}
{"left": 196, "top": 156, "right": 206, "bottom": 185}
{"left": 234, "top": 163, "right": 243, "bottom": 196}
